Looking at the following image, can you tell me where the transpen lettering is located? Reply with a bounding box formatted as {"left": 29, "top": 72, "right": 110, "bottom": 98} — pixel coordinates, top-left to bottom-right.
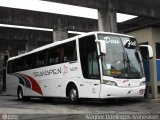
{"left": 33, "top": 68, "right": 62, "bottom": 77}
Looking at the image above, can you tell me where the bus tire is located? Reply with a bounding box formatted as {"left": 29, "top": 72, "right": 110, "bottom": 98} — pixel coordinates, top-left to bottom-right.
{"left": 17, "top": 87, "right": 31, "bottom": 101}
{"left": 17, "top": 87, "right": 24, "bottom": 101}
{"left": 68, "top": 86, "right": 79, "bottom": 104}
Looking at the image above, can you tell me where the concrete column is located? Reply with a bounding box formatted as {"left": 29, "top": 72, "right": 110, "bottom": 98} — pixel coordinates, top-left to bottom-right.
{"left": 26, "top": 40, "right": 37, "bottom": 52}
{"left": 9, "top": 49, "right": 18, "bottom": 57}
{"left": 149, "top": 40, "right": 158, "bottom": 99}
{"left": 53, "top": 30, "right": 68, "bottom": 42}
{"left": 98, "top": 7, "right": 117, "bottom": 32}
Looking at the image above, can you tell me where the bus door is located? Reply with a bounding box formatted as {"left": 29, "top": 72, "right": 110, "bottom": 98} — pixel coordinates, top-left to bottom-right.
{"left": 79, "top": 35, "right": 101, "bottom": 98}
{"left": 87, "top": 51, "right": 101, "bottom": 98}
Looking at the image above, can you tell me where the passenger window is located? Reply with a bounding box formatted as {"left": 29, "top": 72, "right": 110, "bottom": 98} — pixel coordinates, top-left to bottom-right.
{"left": 16, "top": 58, "right": 24, "bottom": 72}
{"left": 36, "top": 52, "right": 47, "bottom": 67}
{"left": 62, "top": 41, "right": 77, "bottom": 62}
{"left": 8, "top": 60, "right": 15, "bottom": 73}
{"left": 7, "top": 61, "right": 12, "bottom": 73}
{"left": 12, "top": 58, "right": 23, "bottom": 72}
{"left": 25, "top": 55, "right": 35, "bottom": 70}
{"left": 48, "top": 46, "right": 60, "bottom": 65}
{"left": 47, "top": 41, "right": 77, "bottom": 65}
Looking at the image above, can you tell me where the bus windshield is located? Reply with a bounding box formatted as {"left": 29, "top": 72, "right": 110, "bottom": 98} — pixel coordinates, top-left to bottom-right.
{"left": 98, "top": 34, "right": 144, "bottom": 79}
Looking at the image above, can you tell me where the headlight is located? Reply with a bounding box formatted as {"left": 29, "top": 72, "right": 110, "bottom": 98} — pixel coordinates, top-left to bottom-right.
{"left": 103, "top": 80, "right": 117, "bottom": 86}
{"left": 140, "top": 81, "right": 146, "bottom": 86}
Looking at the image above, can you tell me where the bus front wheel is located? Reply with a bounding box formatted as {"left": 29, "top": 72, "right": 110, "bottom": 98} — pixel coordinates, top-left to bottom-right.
{"left": 69, "top": 87, "right": 79, "bottom": 103}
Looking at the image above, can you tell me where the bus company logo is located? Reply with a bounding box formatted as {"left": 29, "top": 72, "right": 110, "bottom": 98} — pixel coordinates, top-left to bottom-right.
{"left": 63, "top": 65, "right": 69, "bottom": 76}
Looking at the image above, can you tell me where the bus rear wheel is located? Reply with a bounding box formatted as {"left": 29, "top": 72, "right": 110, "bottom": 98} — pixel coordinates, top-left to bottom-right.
{"left": 69, "top": 87, "right": 79, "bottom": 104}
{"left": 17, "top": 87, "right": 30, "bottom": 101}
{"left": 17, "top": 87, "right": 24, "bottom": 101}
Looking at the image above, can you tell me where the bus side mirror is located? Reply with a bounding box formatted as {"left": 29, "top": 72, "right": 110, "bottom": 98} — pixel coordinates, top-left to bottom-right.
{"left": 95, "top": 40, "right": 106, "bottom": 55}
{"left": 139, "top": 45, "right": 153, "bottom": 59}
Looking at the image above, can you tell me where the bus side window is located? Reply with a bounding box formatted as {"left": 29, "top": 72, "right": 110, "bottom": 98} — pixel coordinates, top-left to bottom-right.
{"left": 16, "top": 58, "right": 24, "bottom": 72}
{"left": 60, "top": 47, "right": 64, "bottom": 63}
{"left": 14, "top": 59, "right": 21, "bottom": 72}
{"left": 36, "top": 51, "right": 47, "bottom": 68}
{"left": 62, "top": 41, "right": 77, "bottom": 63}
{"left": 25, "top": 55, "right": 35, "bottom": 70}
{"left": 11, "top": 60, "right": 15, "bottom": 73}
{"left": 13, "top": 60, "right": 17, "bottom": 72}
{"left": 48, "top": 46, "right": 60, "bottom": 65}
{"left": 7, "top": 61, "right": 12, "bottom": 73}
{"left": 25, "top": 56, "right": 31, "bottom": 70}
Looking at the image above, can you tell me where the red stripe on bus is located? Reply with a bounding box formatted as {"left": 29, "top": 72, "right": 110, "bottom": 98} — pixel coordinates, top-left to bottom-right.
{"left": 14, "top": 73, "right": 43, "bottom": 95}
{"left": 24, "top": 75, "right": 43, "bottom": 95}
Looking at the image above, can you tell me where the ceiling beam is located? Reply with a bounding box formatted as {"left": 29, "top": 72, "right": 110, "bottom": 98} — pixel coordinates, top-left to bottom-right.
{"left": 42, "top": 0, "right": 160, "bottom": 18}
{"left": 0, "top": 27, "right": 52, "bottom": 42}
{"left": 0, "top": 7, "right": 98, "bottom": 32}
{"left": 42, "top": 0, "right": 108, "bottom": 9}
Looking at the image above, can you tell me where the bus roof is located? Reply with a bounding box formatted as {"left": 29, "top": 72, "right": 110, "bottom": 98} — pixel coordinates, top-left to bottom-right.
{"left": 8, "top": 31, "right": 134, "bottom": 61}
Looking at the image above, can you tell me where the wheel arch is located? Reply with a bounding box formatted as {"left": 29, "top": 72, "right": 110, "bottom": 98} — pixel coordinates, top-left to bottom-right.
{"left": 17, "top": 84, "right": 24, "bottom": 95}
{"left": 66, "top": 81, "right": 79, "bottom": 98}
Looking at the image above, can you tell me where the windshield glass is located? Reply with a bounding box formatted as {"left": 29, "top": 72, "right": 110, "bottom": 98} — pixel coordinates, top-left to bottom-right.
{"left": 98, "top": 34, "right": 144, "bottom": 79}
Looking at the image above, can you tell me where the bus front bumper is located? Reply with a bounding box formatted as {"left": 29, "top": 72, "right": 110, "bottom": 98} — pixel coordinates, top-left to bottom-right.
{"left": 100, "top": 84, "right": 146, "bottom": 98}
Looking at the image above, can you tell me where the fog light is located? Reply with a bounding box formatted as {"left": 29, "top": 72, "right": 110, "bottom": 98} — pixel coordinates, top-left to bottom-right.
{"left": 139, "top": 89, "right": 145, "bottom": 95}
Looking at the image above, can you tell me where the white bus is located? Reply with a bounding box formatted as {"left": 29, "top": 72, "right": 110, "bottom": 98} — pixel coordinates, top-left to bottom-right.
{"left": 6, "top": 32, "right": 153, "bottom": 103}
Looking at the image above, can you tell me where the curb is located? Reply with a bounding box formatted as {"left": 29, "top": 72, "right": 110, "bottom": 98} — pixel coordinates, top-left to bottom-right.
{"left": 143, "top": 99, "right": 160, "bottom": 103}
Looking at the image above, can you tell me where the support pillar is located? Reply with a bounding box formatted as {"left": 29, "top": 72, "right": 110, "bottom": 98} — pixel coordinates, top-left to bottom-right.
{"left": 98, "top": 7, "right": 117, "bottom": 32}
{"left": 26, "top": 40, "right": 37, "bottom": 52}
{"left": 53, "top": 29, "right": 68, "bottom": 42}
{"left": 0, "top": 51, "right": 8, "bottom": 93}
{"left": 9, "top": 49, "right": 18, "bottom": 57}
{"left": 149, "top": 41, "right": 158, "bottom": 99}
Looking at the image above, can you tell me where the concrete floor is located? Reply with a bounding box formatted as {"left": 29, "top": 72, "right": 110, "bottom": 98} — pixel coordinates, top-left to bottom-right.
{"left": 0, "top": 95, "right": 160, "bottom": 120}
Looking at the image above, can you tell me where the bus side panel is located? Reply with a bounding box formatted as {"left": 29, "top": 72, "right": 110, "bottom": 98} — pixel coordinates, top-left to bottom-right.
{"left": 6, "top": 74, "right": 19, "bottom": 95}
{"left": 39, "top": 79, "right": 56, "bottom": 97}
{"left": 61, "top": 77, "right": 87, "bottom": 98}
{"left": 57, "top": 63, "right": 83, "bottom": 98}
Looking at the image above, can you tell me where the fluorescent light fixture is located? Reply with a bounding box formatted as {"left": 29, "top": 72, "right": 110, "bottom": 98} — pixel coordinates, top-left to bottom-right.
{"left": 68, "top": 31, "right": 85, "bottom": 34}
{"left": 0, "top": 24, "right": 53, "bottom": 31}
{"left": 0, "top": 24, "right": 85, "bottom": 35}
{"left": 117, "top": 13, "right": 137, "bottom": 23}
